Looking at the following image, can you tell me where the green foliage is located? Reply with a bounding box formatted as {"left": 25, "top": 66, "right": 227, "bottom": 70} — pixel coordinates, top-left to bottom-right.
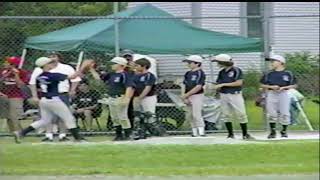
{"left": 0, "top": 2, "right": 127, "bottom": 59}
{"left": 285, "top": 51, "right": 319, "bottom": 75}
{"left": 242, "top": 69, "right": 262, "bottom": 99}
{"left": 285, "top": 52, "right": 320, "bottom": 96}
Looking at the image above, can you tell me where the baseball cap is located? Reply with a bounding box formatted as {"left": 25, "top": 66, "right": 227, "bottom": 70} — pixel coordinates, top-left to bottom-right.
{"left": 120, "top": 49, "right": 134, "bottom": 57}
{"left": 211, "top": 54, "right": 232, "bottom": 62}
{"left": 35, "top": 57, "right": 54, "bottom": 67}
{"left": 110, "top": 57, "right": 128, "bottom": 66}
{"left": 182, "top": 55, "right": 204, "bottom": 63}
{"left": 266, "top": 54, "right": 286, "bottom": 63}
{"left": 5, "top": 56, "right": 21, "bottom": 66}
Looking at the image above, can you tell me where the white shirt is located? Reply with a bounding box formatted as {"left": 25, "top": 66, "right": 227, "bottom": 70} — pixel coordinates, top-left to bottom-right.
{"left": 29, "top": 63, "right": 81, "bottom": 93}
{"left": 133, "top": 54, "right": 158, "bottom": 78}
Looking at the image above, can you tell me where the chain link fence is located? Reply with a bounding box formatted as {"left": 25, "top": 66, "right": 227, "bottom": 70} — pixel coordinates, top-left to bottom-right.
{"left": 0, "top": 5, "right": 319, "bottom": 136}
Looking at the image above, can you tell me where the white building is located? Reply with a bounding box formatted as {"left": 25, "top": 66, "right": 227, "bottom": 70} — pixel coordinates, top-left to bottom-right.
{"left": 128, "top": 2, "right": 319, "bottom": 81}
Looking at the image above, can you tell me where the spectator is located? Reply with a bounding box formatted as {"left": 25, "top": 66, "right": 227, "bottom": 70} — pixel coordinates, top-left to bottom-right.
{"left": 72, "top": 80, "right": 101, "bottom": 131}
{"left": 0, "top": 56, "right": 29, "bottom": 134}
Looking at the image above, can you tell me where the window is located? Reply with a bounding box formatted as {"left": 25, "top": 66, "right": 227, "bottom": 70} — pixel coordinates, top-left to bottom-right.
{"left": 244, "top": 2, "right": 264, "bottom": 38}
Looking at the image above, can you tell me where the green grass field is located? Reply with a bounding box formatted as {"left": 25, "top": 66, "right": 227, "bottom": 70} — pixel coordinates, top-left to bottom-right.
{"left": 0, "top": 138, "right": 319, "bottom": 176}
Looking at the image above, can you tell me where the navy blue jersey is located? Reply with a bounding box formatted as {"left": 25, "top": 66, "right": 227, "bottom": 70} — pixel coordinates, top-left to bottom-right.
{"left": 102, "top": 71, "right": 133, "bottom": 97}
{"left": 132, "top": 72, "right": 156, "bottom": 97}
{"left": 260, "top": 70, "right": 297, "bottom": 87}
{"left": 36, "top": 72, "right": 67, "bottom": 98}
{"left": 183, "top": 69, "right": 206, "bottom": 94}
{"left": 216, "top": 66, "right": 243, "bottom": 94}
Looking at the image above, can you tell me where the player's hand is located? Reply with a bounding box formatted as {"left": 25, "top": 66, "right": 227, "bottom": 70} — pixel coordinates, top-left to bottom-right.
{"left": 181, "top": 94, "right": 188, "bottom": 100}
{"left": 183, "top": 98, "right": 191, "bottom": 105}
{"left": 278, "top": 87, "right": 288, "bottom": 91}
{"left": 120, "top": 97, "right": 131, "bottom": 105}
{"left": 213, "top": 84, "right": 224, "bottom": 89}
{"left": 10, "top": 67, "right": 19, "bottom": 74}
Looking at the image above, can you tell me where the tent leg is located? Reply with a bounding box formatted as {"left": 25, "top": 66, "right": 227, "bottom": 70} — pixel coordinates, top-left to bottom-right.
{"left": 76, "top": 51, "right": 85, "bottom": 71}
{"left": 18, "top": 48, "right": 27, "bottom": 69}
{"left": 296, "top": 101, "right": 314, "bottom": 131}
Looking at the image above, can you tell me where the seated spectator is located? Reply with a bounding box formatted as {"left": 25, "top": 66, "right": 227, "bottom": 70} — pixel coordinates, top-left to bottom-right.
{"left": 72, "top": 80, "right": 101, "bottom": 131}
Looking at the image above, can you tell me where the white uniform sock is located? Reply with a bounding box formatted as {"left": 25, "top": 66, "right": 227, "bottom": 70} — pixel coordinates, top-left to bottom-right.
{"left": 59, "top": 133, "right": 66, "bottom": 139}
{"left": 198, "top": 127, "right": 205, "bottom": 136}
{"left": 45, "top": 133, "right": 53, "bottom": 140}
{"left": 192, "top": 128, "right": 198, "bottom": 136}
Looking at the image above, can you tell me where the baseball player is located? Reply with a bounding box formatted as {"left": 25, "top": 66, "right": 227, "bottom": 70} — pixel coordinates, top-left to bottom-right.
{"left": 89, "top": 57, "right": 134, "bottom": 141}
{"left": 212, "top": 54, "right": 254, "bottom": 140}
{"left": 260, "top": 54, "right": 297, "bottom": 138}
{"left": 131, "top": 58, "right": 163, "bottom": 140}
{"left": 13, "top": 57, "right": 89, "bottom": 143}
{"left": 181, "top": 55, "right": 206, "bottom": 137}
{"left": 29, "top": 52, "right": 81, "bottom": 142}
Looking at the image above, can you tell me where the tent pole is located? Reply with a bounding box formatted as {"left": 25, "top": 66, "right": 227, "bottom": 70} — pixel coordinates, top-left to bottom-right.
{"left": 76, "top": 51, "right": 84, "bottom": 71}
{"left": 209, "top": 55, "right": 214, "bottom": 83}
{"left": 18, "top": 48, "right": 27, "bottom": 69}
{"left": 114, "top": 2, "right": 120, "bottom": 56}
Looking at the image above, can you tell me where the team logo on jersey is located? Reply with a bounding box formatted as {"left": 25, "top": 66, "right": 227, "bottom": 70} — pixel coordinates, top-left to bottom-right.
{"left": 140, "top": 76, "right": 146, "bottom": 82}
{"left": 282, "top": 75, "right": 289, "bottom": 81}
{"left": 228, "top": 71, "right": 234, "bottom": 77}
{"left": 191, "top": 75, "right": 198, "bottom": 81}
{"left": 114, "top": 77, "right": 121, "bottom": 83}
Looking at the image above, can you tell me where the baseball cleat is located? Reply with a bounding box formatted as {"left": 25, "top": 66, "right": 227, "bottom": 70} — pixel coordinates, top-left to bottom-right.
{"left": 243, "top": 134, "right": 255, "bottom": 140}
{"left": 227, "top": 134, "right": 235, "bottom": 139}
{"left": 13, "top": 131, "right": 22, "bottom": 144}
{"left": 280, "top": 131, "right": 288, "bottom": 138}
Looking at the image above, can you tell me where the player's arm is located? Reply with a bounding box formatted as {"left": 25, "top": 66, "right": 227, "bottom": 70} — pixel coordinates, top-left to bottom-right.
{"left": 89, "top": 68, "right": 102, "bottom": 81}
{"left": 219, "top": 80, "right": 243, "bottom": 87}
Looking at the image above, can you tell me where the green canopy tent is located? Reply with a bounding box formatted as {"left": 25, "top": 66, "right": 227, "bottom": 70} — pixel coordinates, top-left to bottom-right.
{"left": 24, "top": 3, "right": 262, "bottom": 54}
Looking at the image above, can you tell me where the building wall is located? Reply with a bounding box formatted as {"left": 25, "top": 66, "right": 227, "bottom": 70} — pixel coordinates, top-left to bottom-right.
{"left": 128, "top": 2, "right": 319, "bottom": 80}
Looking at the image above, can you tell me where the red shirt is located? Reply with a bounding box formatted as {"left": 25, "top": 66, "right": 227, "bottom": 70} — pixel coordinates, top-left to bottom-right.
{"left": 0, "top": 68, "right": 30, "bottom": 99}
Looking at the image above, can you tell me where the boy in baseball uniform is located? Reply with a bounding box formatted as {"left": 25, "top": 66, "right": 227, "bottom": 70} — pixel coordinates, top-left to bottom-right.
{"left": 260, "top": 55, "right": 297, "bottom": 138}
{"left": 131, "top": 58, "right": 163, "bottom": 140}
{"left": 13, "top": 57, "right": 87, "bottom": 143}
{"left": 212, "top": 54, "right": 254, "bottom": 140}
{"left": 89, "top": 57, "right": 134, "bottom": 141}
{"left": 181, "top": 55, "right": 206, "bottom": 137}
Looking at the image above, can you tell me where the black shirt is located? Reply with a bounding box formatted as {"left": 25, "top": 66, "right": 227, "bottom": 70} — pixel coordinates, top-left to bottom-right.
{"left": 216, "top": 66, "right": 243, "bottom": 94}
{"left": 102, "top": 71, "right": 133, "bottom": 97}
{"left": 183, "top": 69, "right": 206, "bottom": 94}
{"left": 36, "top": 72, "right": 67, "bottom": 98}
{"left": 260, "top": 70, "right": 297, "bottom": 87}
{"left": 73, "top": 90, "right": 100, "bottom": 109}
{"left": 132, "top": 72, "right": 156, "bottom": 97}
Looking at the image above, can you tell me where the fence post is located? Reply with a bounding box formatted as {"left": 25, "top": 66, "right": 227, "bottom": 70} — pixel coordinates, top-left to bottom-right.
{"left": 114, "top": 2, "right": 120, "bottom": 57}
{"left": 262, "top": 2, "right": 272, "bottom": 131}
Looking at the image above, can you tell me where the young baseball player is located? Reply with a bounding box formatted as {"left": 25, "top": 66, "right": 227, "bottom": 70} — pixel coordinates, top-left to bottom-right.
{"left": 89, "top": 57, "right": 134, "bottom": 141}
{"left": 181, "top": 55, "right": 206, "bottom": 137}
{"left": 260, "top": 54, "right": 297, "bottom": 138}
{"left": 131, "top": 58, "right": 163, "bottom": 140}
{"left": 212, "top": 54, "right": 254, "bottom": 140}
{"left": 13, "top": 57, "right": 88, "bottom": 143}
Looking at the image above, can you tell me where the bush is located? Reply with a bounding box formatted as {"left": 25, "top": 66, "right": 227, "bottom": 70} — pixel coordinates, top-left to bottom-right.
{"left": 285, "top": 52, "right": 319, "bottom": 96}
{"left": 242, "top": 70, "right": 262, "bottom": 99}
